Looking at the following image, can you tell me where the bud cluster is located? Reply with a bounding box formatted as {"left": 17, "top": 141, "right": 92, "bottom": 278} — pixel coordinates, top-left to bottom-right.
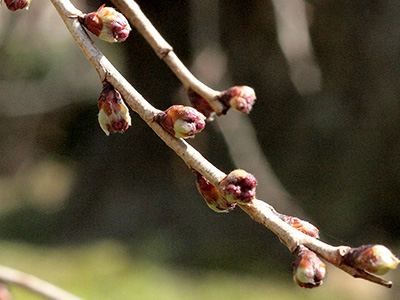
{"left": 292, "top": 245, "right": 326, "bottom": 289}
{"left": 79, "top": 5, "right": 131, "bottom": 43}
{"left": 98, "top": 82, "right": 131, "bottom": 135}
{"left": 195, "top": 172, "right": 236, "bottom": 213}
{"left": 279, "top": 214, "right": 319, "bottom": 238}
{"left": 154, "top": 105, "right": 206, "bottom": 139}
{"left": 4, "top": 0, "right": 30, "bottom": 11}
{"left": 343, "top": 244, "right": 399, "bottom": 275}
{"left": 219, "top": 169, "right": 257, "bottom": 204}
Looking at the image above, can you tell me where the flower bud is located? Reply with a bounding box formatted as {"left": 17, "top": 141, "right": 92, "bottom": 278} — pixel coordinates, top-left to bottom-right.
{"left": 279, "top": 214, "right": 319, "bottom": 238}
{"left": 219, "top": 169, "right": 257, "bottom": 204}
{"left": 344, "top": 244, "right": 399, "bottom": 275}
{"left": 154, "top": 105, "right": 206, "bottom": 139}
{"left": 187, "top": 89, "right": 216, "bottom": 120}
{"left": 79, "top": 5, "right": 131, "bottom": 43}
{"left": 4, "top": 0, "right": 31, "bottom": 11}
{"left": 293, "top": 245, "right": 326, "bottom": 289}
{"left": 98, "top": 82, "right": 131, "bottom": 135}
{"left": 195, "top": 172, "right": 236, "bottom": 213}
{"left": 218, "top": 86, "right": 256, "bottom": 114}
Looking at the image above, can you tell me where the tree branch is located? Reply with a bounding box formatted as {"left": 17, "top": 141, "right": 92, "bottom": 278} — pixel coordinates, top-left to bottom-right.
{"left": 0, "top": 265, "right": 85, "bottom": 300}
{"left": 48, "top": 0, "right": 395, "bottom": 291}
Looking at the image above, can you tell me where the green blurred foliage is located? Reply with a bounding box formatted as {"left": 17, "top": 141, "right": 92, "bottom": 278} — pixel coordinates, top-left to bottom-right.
{"left": 1, "top": 240, "right": 395, "bottom": 300}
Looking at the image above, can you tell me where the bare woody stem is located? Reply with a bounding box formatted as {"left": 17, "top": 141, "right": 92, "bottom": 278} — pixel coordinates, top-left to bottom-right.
{"left": 110, "top": 0, "right": 225, "bottom": 115}
{"left": 50, "top": 0, "right": 225, "bottom": 187}
{"left": 0, "top": 265, "right": 85, "bottom": 300}
{"left": 49, "top": 0, "right": 393, "bottom": 290}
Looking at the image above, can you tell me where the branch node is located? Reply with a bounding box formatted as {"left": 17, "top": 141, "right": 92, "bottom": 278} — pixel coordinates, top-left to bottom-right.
{"left": 158, "top": 46, "right": 173, "bottom": 59}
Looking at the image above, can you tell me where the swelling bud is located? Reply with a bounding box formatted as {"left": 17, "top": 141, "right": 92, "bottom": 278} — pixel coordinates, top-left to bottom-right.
{"left": 219, "top": 169, "right": 257, "bottom": 204}
{"left": 293, "top": 245, "right": 326, "bottom": 289}
{"left": 218, "top": 86, "right": 256, "bottom": 114}
{"left": 98, "top": 82, "right": 131, "bottom": 135}
{"left": 344, "top": 244, "right": 399, "bottom": 275}
{"left": 79, "top": 5, "right": 131, "bottom": 43}
{"left": 155, "top": 105, "right": 206, "bottom": 139}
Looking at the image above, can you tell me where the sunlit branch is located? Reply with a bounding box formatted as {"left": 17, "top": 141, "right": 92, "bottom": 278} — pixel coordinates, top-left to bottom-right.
{"left": 50, "top": 0, "right": 394, "bottom": 290}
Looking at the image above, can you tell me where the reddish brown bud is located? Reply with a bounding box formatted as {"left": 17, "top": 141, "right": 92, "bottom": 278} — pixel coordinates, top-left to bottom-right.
{"left": 4, "top": 0, "right": 30, "bottom": 11}
{"left": 79, "top": 5, "right": 131, "bottom": 43}
{"left": 293, "top": 245, "right": 326, "bottom": 289}
{"left": 344, "top": 244, "right": 399, "bottom": 275}
{"left": 219, "top": 169, "right": 257, "bottom": 204}
{"left": 187, "top": 89, "right": 216, "bottom": 120}
{"left": 98, "top": 82, "right": 131, "bottom": 135}
{"left": 279, "top": 214, "right": 319, "bottom": 238}
{"left": 218, "top": 86, "right": 256, "bottom": 114}
{"left": 155, "top": 105, "right": 206, "bottom": 139}
{"left": 195, "top": 172, "right": 236, "bottom": 213}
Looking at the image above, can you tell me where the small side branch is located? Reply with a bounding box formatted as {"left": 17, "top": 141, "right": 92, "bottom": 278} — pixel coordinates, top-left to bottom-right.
{"left": 111, "top": 0, "right": 225, "bottom": 114}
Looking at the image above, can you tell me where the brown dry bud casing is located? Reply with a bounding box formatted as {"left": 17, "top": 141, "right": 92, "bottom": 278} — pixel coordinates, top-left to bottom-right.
{"left": 219, "top": 169, "right": 257, "bottom": 204}
{"left": 98, "top": 82, "right": 131, "bottom": 135}
{"left": 344, "top": 244, "right": 399, "bottom": 275}
{"left": 79, "top": 5, "right": 131, "bottom": 43}
{"left": 218, "top": 86, "right": 256, "bottom": 114}
{"left": 293, "top": 245, "right": 326, "bottom": 288}
{"left": 187, "top": 89, "right": 216, "bottom": 120}
{"left": 154, "top": 105, "right": 206, "bottom": 139}
{"left": 195, "top": 172, "right": 236, "bottom": 213}
{"left": 4, "top": 0, "right": 30, "bottom": 11}
{"left": 279, "top": 215, "right": 319, "bottom": 238}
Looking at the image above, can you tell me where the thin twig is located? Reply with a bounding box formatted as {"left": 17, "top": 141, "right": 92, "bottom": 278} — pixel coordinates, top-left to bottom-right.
{"left": 110, "top": 0, "right": 225, "bottom": 115}
{"left": 0, "top": 265, "right": 85, "bottom": 300}
{"left": 50, "top": 0, "right": 393, "bottom": 289}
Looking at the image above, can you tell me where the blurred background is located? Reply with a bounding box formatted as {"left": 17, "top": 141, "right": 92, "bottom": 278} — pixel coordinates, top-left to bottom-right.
{"left": 0, "top": 0, "right": 399, "bottom": 299}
